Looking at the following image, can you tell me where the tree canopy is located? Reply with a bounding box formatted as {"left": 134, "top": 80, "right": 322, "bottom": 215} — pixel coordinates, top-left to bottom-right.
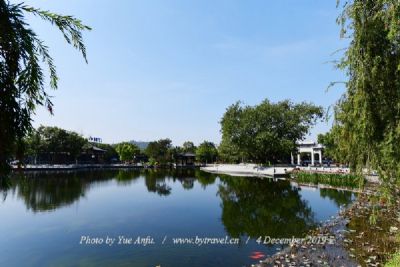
{"left": 219, "top": 99, "right": 323, "bottom": 164}
{"left": 333, "top": 0, "right": 400, "bottom": 191}
{"left": 144, "top": 139, "right": 173, "bottom": 165}
{"left": 182, "top": 141, "right": 196, "bottom": 153}
{"left": 115, "top": 142, "right": 140, "bottom": 162}
{"left": 196, "top": 141, "right": 218, "bottom": 164}
{"left": 90, "top": 143, "right": 118, "bottom": 163}
{"left": 24, "top": 126, "right": 87, "bottom": 162}
{"left": 317, "top": 126, "right": 343, "bottom": 162}
{"left": 0, "top": 1, "right": 90, "bottom": 174}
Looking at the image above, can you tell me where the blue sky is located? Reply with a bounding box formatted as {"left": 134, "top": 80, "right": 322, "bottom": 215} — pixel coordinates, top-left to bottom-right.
{"left": 18, "top": 0, "right": 347, "bottom": 145}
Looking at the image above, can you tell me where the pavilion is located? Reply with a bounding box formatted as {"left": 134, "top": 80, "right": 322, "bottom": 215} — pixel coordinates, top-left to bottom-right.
{"left": 174, "top": 153, "right": 196, "bottom": 167}
{"left": 291, "top": 141, "right": 323, "bottom": 166}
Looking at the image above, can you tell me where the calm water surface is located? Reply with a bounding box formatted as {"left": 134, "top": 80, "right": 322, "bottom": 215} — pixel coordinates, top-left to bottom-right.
{"left": 0, "top": 169, "right": 354, "bottom": 267}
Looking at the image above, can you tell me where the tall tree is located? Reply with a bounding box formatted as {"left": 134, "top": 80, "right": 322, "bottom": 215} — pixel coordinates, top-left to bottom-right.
{"left": 196, "top": 141, "right": 218, "bottom": 164}
{"left": 317, "top": 125, "right": 343, "bottom": 162}
{"left": 220, "top": 99, "right": 323, "bottom": 164}
{"left": 182, "top": 141, "right": 196, "bottom": 153}
{"left": 145, "top": 139, "right": 173, "bottom": 165}
{"left": 23, "top": 126, "right": 88, "bottom": 163}
{"left": 25, "top": 126, "right": 88, "bottom": 163}
{"left": 335, "top": 0, "right": 400, "bottom": 193}
{"left": 0, "top": 1, "right": 91, "bottom": 174}
{"left": 218, "top": 138, "right": 244, "bottom": 163}
{"left": 115, "top": 142, "right": 140, "bottom": 162}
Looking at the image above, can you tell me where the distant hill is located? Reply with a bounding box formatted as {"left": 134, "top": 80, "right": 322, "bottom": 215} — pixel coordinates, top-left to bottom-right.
{"left": 130, "top": 140, "right": 150, "bottom": 150}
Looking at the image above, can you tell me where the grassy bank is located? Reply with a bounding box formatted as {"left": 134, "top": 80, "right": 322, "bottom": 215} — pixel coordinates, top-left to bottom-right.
{"left": 292, "top": 171, "right": 364, "bottom": 189}
{"left": 342, "top": 195, "right": 400, "bottom": 266}
{"left": 385, "top": 233, "right": 400, "bottom": 267}
{"left": 386, "top": 253, "right": 400, "bottom": 267}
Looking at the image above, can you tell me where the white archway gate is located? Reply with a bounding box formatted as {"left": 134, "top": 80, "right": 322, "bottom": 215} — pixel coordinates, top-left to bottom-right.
{"left": 291, "top": 141, "right": 323, "bottom": 166}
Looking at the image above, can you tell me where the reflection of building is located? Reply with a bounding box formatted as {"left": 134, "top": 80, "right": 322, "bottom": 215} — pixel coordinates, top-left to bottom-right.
{"left": 174, "top": 153, "right": 196, "bottom": 167}
{"left": 291, "top": 141, "right": 323, "bottom": 166}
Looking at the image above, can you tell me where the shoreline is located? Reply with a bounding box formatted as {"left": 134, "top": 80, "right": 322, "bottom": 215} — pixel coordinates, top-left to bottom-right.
{"left": 256, "top": 193, "right": 400, "bottom": 267}
{"left": 201, "top": 164, "right": 380, "bottom": 184}
{"left": 10, "top": 164, "right": 202, "bottom": 171}
{"left": 202, "top": 164, "right": 396, "bottom": 267}
{"left": 11, "top": 164, "right": 144, "bottom": 171}
{"left": 201, "top": 164, "right": 353, "bottom": 177}
{"left": 255, "top": 201, "right": 358, "bottom": 267}
{"left": 200, "top": 164, "right": 294, "bottom": 177}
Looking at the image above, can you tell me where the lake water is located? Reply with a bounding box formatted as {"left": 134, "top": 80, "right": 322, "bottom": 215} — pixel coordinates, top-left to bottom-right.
{"left": 0, "top": 169, "right": 354, "bottom": 267}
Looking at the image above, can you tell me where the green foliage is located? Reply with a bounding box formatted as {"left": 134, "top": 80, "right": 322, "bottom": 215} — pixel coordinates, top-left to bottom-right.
{"left": 168, "top": 141, "right": 197, "bottom": 163}
{"left": 144, "top": 139, "right": 173, "bottom": 165}
{"left": 196, "top": 141, "right": 218, "bottom": 164}
{"left": 220, "top": 99, "right": 323, "bottom": 164}
{"left": 218, "top": 177, "right": 317, "bottom": 238}
{"left": 182, "top": 141, "right": 196, "bottom": 153}
{"left": 92, "top": 143, "right": 118, "bottom": 162}
{"left": 115, "top": 142, "right": 140, "bottom": 162}
{"left": 334, "top": 0, "right": 400, "bottom": 193}
{"left": 169, "top": 146, "right": 183, "bottom": 161}
{"left": 218, "top": 138, "right": 244, "bottom": 163}
{"left": 3, "top": 170, "right": 117, "bottom": 212}
{"left": 385, "top": 234, "right": 400, "bottom": 267}
{"left": 115, "top": 170, "right": 141, "bottom": 185}
{"left": 147, "top": 158, "right": 157, "bottom": 166}
{"left": 195, "top": 170, "right": 217, "bottom": 188}
{"left": 317, "top": 125, "right": 344, "bottom": 162}
{"left": 24, "top": 126, "right": 121, "bottom": 164}
{"left": 293, "top": 171, "right": 364, "bottom": 189}
{"left": 385, "top": 252, "right": 400, "bottom": 267}
{"left": 0, "top": 1, "right": 90, "bottom": 175}
{"left": 319, "top": 188, "right": 354, "bottom": 207}
{"left": 25, "top": 126, "right": 88, "bottom": 161}
{"left": 21, "top": 5, "right": 91, "bottom": 63}
{"left": 317, "top": 133, "right": 334, "bottom": 158}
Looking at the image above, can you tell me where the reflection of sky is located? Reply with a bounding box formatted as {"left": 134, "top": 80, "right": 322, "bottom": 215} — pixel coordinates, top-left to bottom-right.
{"left": 0, "top": 175, "right": 349, "bottom": 267}
{"left": 297, "top": 186, "right": 347, "bottom": 222}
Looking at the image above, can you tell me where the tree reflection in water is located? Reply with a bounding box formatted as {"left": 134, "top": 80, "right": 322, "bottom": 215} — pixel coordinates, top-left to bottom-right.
{"left": 195, "top": 169, "right": 217, "bottom": 189}
{"left": 0, "top": 169, "right": 184, "bottom": 212}
{"left": 115, "top": 170, "right": 141, "bottom": 185}
{"left": 319, "top": 188, "right": 354, "bottom": 207}
{"left": 143, "top": 169, "right": 172, "bottom": 196}
{"left": 0, "top": 169, "right": 352, "bottom": 245}
{"left": 6, "top": 170, "right": 118, "bottom": 212}
{"left": 0, "top": 176, "right": 12, "bottom": 201}
{"left": 217, "top": 176, "right": 317, "bottom": 239}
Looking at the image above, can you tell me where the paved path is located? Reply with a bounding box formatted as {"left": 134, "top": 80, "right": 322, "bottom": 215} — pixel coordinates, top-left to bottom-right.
{"left": 201, "top": 164, "right": 293, "bottom": 177}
